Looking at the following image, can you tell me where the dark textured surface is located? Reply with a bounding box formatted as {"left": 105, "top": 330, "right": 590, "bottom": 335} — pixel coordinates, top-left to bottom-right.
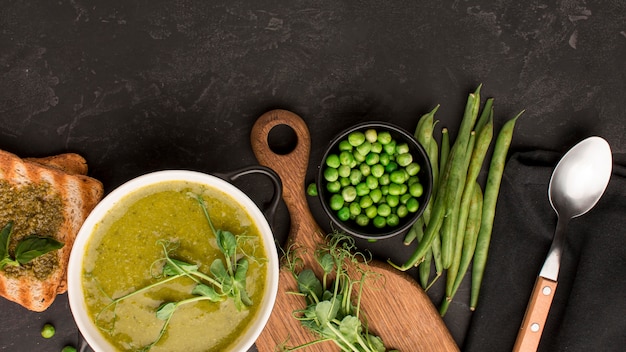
{"left": 1, "top": 0, "right": 625, "bottom": 351}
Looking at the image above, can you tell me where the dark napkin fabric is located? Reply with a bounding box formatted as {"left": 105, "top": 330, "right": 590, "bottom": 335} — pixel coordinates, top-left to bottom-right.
{"left": 464, "top": 150, "right": 626, "bottom": 352}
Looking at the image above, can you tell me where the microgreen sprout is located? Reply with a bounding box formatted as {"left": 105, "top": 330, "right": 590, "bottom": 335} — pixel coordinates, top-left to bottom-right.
{"left": 281, "top": 231, "right": 397, "bottom": 352}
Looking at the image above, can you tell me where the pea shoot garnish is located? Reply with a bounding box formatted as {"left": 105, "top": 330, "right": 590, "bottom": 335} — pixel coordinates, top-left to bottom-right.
{"left": 94, "top": 194, "right": 256, "bottom": 352}
{"left": 280, "top": 232, "right": 398, "bottom": 352}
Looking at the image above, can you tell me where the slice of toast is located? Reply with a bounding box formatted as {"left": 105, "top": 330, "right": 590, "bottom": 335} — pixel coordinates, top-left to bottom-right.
{"left": 25, "top": 153, "right": 89, "bottom": 176}
{"left": 0, "top": 149, "right": 104, "bottom": 311}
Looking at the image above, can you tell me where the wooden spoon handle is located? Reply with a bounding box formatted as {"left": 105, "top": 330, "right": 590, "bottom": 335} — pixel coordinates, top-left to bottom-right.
{"left": 250, "top": 109, "right": 324, "bottom": 254}
{"left": 513, "top": 276, "right": 558, "bottom": 352}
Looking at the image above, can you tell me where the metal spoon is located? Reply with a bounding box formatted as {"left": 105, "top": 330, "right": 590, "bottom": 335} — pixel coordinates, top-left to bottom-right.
{"left": 513, "top": 136, "right": 612, "bottom": 352}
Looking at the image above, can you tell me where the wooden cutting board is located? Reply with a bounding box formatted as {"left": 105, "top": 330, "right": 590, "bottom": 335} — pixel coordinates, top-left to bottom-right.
{"left": 250, "top": 109, "right": 459, "bottom": 352}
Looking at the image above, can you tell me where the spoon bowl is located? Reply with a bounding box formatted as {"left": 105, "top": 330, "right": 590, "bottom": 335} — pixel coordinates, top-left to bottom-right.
{"left": 549, "top": 136, "right": 613, "bottom": 219}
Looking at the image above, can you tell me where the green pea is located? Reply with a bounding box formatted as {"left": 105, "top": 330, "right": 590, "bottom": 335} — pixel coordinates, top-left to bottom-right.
{"left": 364, "top": 129, "right": 378, "bottom": 143}
{"left": 61, "top": 347, "right": 77, "bottom": 352}
{"left": 406, "top": 162, "right": 421, "bottom": 176}
{"left": 349, "top": 158, "right": 357, "bottom": 168}
{"left": 409, "top": 182, "right": 424, "bottom": 197}
{"left": 380, "top": 185, "right": 389, "bottom": 196}
{"left": 359, "top": 195, "right": 374, "bottom": 208}
{"left": 377, "top": 203, "right": 392, "bottom": 217}
{"left": 338, "top": 140, "right": 353, "bottom": 151}
{"left": 397, "top": 204, "right": 409, "bottom": 218}
{"left": 408, "top": 175, "right": 420, "bottom": 185}
{"left": 349, "top": 202, "right": 362, "bottom": 216}
{"left": 390, "top": 170, "right": 407, "bottom": 184}
{"left": 348, "top": 131, "right": 366, "bottom": 146}
{"left": 350, "top": 169, "right": 363, "bottom": 185}
{"left": 358, "top": 164, "right": 370, "bottom": 177}
{"left": 371, "top": 141, "right": 383, "bottom": 153}
{"left": 354, "top": 150, "right": 366, "bottom": 162}
{"left": 379, "top": 153, "right": 390, "bottom": 166}
{"left": 377, "top": 131, "right": 392, "bottom": 145}
{"left": 356, "top": 141, "right": 372, "bottom": 155}
{"left": 326, "top": 154, "right": 340, "bottom": 168}
{"left": 337, "top": 206, "right": 350, "bottom": 221}
{"left": 365, "top": 205, "right": 378, "bottom": 219}
{"left": 337, "top": 164, "right": 351, "bottom": 178}
{"left": 399, "top": 183, "right": 408, "bottom": 195}
{"left": 371, "top": 164, "right": 385, "bottom": 178}
{"left": 326, "top": 180, "right": 341, "bottom": 193}
{"left": 400, "top": 193, "right": 412, "bottom": 204}
{"left": 373, "top": 215, "right": 386, "bottom": 228}
{"left": 386, "top": 194, "right": 400, "bottom": 208}
{"left": 339, "top": 151, "right": 354, "bottom": 165}
{"left": 386, "top": 214, "right": 400, "bottom": 227}
{"left": 41, "top": 323, "right": 55, "bottom": 339}
{"left": 365, "top": 175, "right": 379, "bottom": 190}
{"left": 342, "top": 186, "right": 357, "bottom": 202}
{"left": 355, "top": 182, "right": 370, "bottom": 196}
{"left": 355, "top": 214, "right": 369, "bottom": 226}
{"left": 397, "top": 153, "right": 413, "bottom": 167}
{"left": 406, "top": 197, "right": 419, "bottom": 212}
{"left": 396, "top": 142, "right": 410, "bottom": 154}
{"left": 340, "top": 177, "right": 351, "bottom": 187}
{"left": 365, "top": 152, "right": 380, "bottom": 166}
{"left": 306, "top": 183, "right": 318, "bottom": 196}
{"left": 324, "top": 167, "right": 339, "bottom": 182}
{"left": 379, "top": 173, "right": 390, "bottom": 186}
{"left": 388, "top": 183, "right": 403, "bottom": 196}
{"left": 370, "top": 188, "right": 383, "bottom": 203}
{"left": 385, "top": 161, "right": 398, "bottom": 173}
{"left": 330, "top": 194, "right": 345, "bottom": 211}
{"left": 383, "top": 140, "right": 396, "bottom": 155}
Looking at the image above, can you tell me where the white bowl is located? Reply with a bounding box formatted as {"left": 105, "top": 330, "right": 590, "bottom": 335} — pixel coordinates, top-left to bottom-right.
{"left": 67, "top": 170, "right": 279, "bottom": 352}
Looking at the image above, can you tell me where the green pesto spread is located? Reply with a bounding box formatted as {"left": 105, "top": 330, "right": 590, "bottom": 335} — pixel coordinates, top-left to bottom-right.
{"left": 0, "top": 180, "right": 64, "bottom": 279}
{"left": 82, "top": 181, "right": 268, "bottom": 352}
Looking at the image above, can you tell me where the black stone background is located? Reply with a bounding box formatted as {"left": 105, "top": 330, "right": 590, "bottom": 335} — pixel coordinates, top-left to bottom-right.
{"left": 1, "top": 1, "right": 625, "bottom": 351}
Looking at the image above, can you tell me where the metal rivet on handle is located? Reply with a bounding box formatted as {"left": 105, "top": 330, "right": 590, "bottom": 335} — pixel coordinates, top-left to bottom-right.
{"left": 531, "top": 323, "right": 540, "bottom": 332}
{"left": 542, "top": 286, "right": 552, "bottom": 295}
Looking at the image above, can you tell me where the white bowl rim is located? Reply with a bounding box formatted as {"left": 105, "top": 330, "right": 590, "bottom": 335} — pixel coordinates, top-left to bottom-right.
{"left": 67, "top": 169, "right": 279, "bottom": 352}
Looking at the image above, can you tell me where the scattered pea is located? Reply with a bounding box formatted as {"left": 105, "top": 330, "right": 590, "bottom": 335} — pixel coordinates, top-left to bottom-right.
{"left": 61, "top": 347, "right": 77, "bottom": 352}
{"left": 307, "top": 183, "right": 318, "bottom": 196}
{"left": 41, "top": 323, "right": 55, "bottom": 339}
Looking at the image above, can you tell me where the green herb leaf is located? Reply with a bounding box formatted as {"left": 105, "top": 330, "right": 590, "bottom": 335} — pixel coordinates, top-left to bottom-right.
{"left": 191, "top": 284, "right": 222, "bottom": 302}
{"left": 15, "top": 236, "right": 64, "bottom": 264}
{"left": 318, "top": 253, "right": 334, "bottom": 275}
{"left": 156, "top": 302, "right": 177, "bottom": 320}
{"left": 215, "top": 230, "right": 237, "bottom": 259}
{"left": 0, "top": 222, "right": 13, "bottom": 261}
{"left": 162, "top": 259, "right": 198, "bottom": 276}
{"left": 365, "top": 334, "right": 386, "bottom": 352}
{"left": 315, "top": 300, "right": 339, "bottom": 327}
{"left": 234, "top": 258, "right": 252, "bottom": 307}
{"left": 297, "top": 269, "right": 323, "bottom": 301}
{"left": 338, "top": 315, "right": 362, "bottom": 343}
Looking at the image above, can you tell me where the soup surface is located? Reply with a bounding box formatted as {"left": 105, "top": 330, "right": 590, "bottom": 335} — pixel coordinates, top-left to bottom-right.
{"left": 82, "top": 181, "right": 268, "bottom": 352}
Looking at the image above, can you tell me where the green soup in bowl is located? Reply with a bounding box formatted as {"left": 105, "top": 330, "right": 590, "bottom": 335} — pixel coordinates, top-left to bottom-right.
{"left": 68, "top": 170, "right": 279, "bottom": 352}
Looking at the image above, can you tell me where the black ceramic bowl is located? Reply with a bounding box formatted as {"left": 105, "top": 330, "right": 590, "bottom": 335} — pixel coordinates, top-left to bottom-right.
{"left": 317, "top": 121, "right": 433, "bottom": 240}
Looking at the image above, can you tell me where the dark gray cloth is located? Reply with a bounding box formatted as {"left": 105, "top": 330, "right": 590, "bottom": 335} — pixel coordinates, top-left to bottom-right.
{"left": 464, "top": 151, "right": 626, "bottom": 351}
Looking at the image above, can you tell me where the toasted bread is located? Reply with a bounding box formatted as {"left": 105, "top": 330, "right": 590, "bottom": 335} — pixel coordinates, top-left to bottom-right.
{"left": 26, "top": 153, "right": 89, "bottom": 176}
{"left": 0, "top": 149, "right": 104, "bottom": 311}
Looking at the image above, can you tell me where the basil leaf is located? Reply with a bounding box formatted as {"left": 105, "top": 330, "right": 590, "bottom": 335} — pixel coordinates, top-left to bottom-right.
{"left": 15, "top": 236, "right": 64, "bottom": 264}
{"left": 0, "top": 222, "right": 13, "bottom": 260}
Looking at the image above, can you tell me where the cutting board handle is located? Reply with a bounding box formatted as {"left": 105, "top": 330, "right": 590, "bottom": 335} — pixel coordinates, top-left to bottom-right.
{"left": 250, "top": 109, "right": 325, "bottom": 256}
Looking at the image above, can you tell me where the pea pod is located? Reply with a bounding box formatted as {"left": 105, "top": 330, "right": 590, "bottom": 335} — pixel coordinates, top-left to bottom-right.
{"left": 440, "top": 183, "right": 482, "bottom": 316}
{"left": 470, "top": 112, "right": 522, "bottom": 310}
{"left": 446, "top": 115, "right": 493, "bottom": 298}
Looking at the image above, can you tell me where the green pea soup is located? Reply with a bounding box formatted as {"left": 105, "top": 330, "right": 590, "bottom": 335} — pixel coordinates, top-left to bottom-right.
{"left": 81, "top": 180, "right": 270, "bottom": 352}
